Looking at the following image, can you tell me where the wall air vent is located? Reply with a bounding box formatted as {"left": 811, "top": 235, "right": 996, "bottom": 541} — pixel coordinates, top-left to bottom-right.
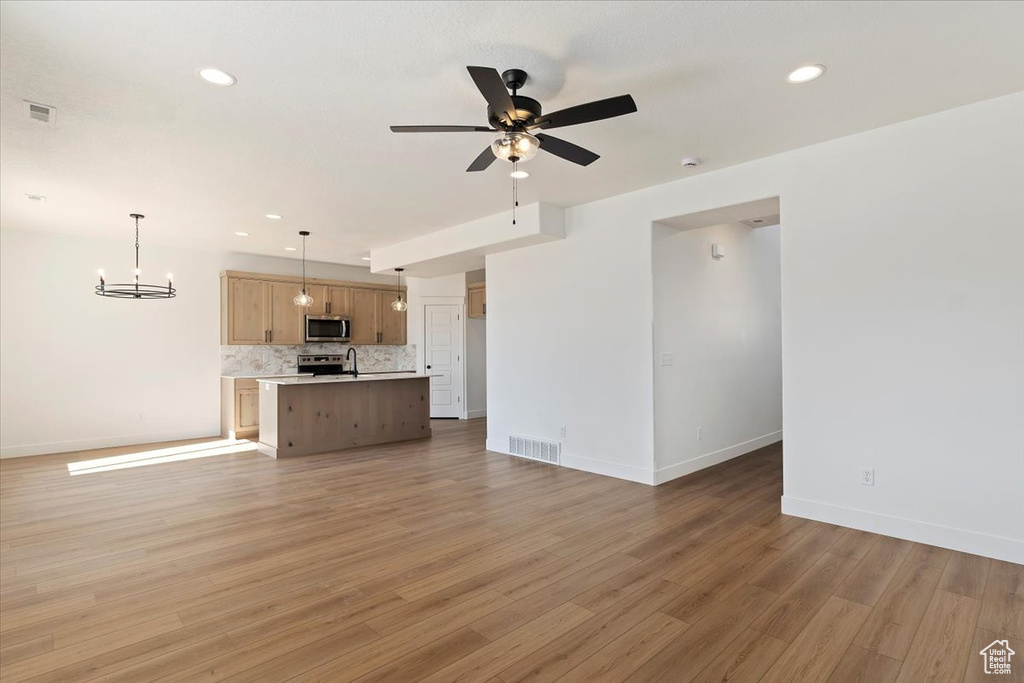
{"left": 25, "top": 101, "right": 55, "bottom": 124}
{"left": 508, "top": 435, "right": 561, "bottom": 465}
{"left": 742, "top": 213, "right": 780, "bottom": 228}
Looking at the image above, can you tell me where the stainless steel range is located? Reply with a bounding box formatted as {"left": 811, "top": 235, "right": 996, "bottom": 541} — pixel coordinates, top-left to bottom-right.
{"left": 297, "top": 354, "right": 346, "bottom": 376}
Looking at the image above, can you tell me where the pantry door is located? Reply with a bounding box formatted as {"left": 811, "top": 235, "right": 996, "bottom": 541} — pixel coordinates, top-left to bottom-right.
{"left": 424, "top": 304, "right": 464, "bottom": 418}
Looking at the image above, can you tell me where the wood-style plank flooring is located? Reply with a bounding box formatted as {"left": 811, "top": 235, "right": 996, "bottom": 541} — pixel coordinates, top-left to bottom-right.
{"left": 1, "top": 419, "right": 1021, "bottom": 682}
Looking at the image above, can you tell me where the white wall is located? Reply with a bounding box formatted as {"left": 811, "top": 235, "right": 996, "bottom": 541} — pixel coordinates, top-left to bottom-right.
{"left": 653, "top": 222, "right": 782, "bottom": 483}
{"left": 0, "top": 228, "right": 394, "bottom": 457}
{"left": 485, "top": 92, "right": 1023, "bottom": 562}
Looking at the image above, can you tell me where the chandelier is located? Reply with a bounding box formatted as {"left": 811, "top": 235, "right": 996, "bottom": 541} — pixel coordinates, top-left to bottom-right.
{"left": 95, "top": 213, "right": 175, "bottom": 299}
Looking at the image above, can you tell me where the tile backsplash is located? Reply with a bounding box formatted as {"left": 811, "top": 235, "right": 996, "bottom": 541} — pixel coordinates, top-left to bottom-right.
{"left": 221, "top": 344, "right": 416, "bottom": 377}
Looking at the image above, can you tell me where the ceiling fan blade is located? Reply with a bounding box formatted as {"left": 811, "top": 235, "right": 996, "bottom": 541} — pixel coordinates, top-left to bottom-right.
{"left": 466, "top": 146, "right": 497, "bottom": 172}
{"left": 536, "top": 134, "right": 600, "bottom": 166}
{"left": 531, "top": 94, "right": 637, "bottom": 130}
{"left": 390, "top": 125, "right": 495, "bottom": 133}
{"left": 467, "top": 66, "right": 516, "bottom": 125}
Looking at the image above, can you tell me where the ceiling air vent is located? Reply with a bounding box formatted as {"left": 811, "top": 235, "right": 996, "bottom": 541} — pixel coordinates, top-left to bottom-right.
{"left": 508, "top": 435, "right": 561, "bottom": 465}
{"left": 25, "top": 101, "right": 55, "bottom": 124}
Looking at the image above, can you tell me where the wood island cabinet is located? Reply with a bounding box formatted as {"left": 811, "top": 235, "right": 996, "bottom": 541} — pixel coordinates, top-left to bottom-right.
{"left": 221, "top": 271, "right": 406, "bottom": 345}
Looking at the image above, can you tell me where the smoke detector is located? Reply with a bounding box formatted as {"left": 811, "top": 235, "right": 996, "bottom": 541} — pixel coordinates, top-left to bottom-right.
{"left": 681, "top": 157, "right": 701, "bottom": 168}
{"left": 24, "top": 101, "right": 55, "bottom": 124}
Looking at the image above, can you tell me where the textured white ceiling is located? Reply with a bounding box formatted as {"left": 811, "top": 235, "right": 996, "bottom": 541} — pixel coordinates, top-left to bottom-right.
{"left": 1, "top": 1, "right": 1021, "bottom": 265}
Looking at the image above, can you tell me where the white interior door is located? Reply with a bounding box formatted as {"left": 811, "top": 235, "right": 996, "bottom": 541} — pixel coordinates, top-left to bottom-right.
{"left": 424, "top": 304, "right": 464, "bottom": 418}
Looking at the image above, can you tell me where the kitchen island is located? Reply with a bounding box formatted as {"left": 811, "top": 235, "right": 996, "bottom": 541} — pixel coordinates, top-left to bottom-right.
{"left": 256, "top": 373, "right": 431, "bottom": 458}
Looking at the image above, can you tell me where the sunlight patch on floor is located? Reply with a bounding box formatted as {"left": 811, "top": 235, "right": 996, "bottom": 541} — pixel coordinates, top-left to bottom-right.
{"left": 68, "top": 439, "right": 258, "bottom": 475}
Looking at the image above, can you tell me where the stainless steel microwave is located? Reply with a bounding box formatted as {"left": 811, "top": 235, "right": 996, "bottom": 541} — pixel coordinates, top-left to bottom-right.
{"left": 305, "top": 315, "right": 351, "bottom": 342}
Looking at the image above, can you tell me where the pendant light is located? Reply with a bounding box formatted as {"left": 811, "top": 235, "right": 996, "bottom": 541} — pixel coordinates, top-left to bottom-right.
{"left": 391, "top": 267, "right": 407, "bottom": 312}
{"left": 95, "top": 213, "right": 176, "bottom": 299}
{"left": 293, "top": 230, "right": 314, "bottom": 307}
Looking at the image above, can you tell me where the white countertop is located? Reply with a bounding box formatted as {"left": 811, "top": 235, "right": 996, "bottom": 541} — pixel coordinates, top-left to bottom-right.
{"left": 258, "top": 372, "right": 430, "bottom": 385}
{"left": 221, "top": 373, "right": 314, "bottom": 379}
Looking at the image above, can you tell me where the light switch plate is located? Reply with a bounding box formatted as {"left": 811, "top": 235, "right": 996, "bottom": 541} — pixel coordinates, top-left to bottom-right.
{"left": 661, "top": 352, "right": 674, "bottom": 366}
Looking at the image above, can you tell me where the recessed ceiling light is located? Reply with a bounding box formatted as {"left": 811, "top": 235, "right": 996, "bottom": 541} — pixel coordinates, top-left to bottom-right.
{"left": 787, "top": 64, "right": 825, "bottom": 84}
{"left": 197, "top": 67, "right": 236, "bottom": 86}
{"left": 362, "top": 257, "right": 372, "bottom": 261}
{"left": 510, "top": 170, "right": 530, "bottom": 179}
{"left": 234, "top": 231, "right": 250, "bottom": 237}
{"left": 284, "top": 247, "right": 297, "bottom": 251}
{"left": 265, "top": 213, "right": 282, "bottom": 220}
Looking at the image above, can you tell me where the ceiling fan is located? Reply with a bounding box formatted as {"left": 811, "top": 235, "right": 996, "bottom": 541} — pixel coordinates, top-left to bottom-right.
{"left": 390, "top": 66, "right": 637, "bottom": 172}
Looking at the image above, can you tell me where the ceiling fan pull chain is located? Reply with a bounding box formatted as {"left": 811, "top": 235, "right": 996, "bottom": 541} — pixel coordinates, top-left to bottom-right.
{"left": 512, "top": 162, "right": 517, "bottom": 225}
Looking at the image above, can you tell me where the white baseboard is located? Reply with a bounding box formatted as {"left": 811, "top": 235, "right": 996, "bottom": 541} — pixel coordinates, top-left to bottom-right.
{"left": 782, "top": 495, "right": 1024, "bottom": 565}
{"left": 655, "top": 431, "right": 782, "bottom": 485}
{"left": 467, "top": 409, "right": 487, "bottom": 420}
{"left": 0, "top": 429, "right": 221, "bottom": 459}
{"left": 484, "top": 438, "right": 655, "bottom": 485}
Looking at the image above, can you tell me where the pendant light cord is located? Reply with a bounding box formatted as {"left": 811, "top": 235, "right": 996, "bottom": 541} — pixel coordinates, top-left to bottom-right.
{"left": 134, "top": 215, "right": 140, "bottom": 291}
{"left": 301, "top": 234, "right": 307, "bottom": 294}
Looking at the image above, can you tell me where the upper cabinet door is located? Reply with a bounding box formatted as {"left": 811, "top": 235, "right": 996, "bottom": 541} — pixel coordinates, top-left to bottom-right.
{"left": 327, "top": 286, "right": 351, "bottom": 316}
{"left": 379, "top": 289, "right": 407, "bottom": 345}
{"left": 349, "top": 289, "right": 379, "bottom": 345}
{"left": 468, "top": 284, "right": 486, "bottom": 318}
{"left": 305, "top": 285, "right": 329, "bottom": 316}
{"left": 229, "top": 278, "right": 268, "bottom": 344}
{"left": 267, "top": 282, "right": 305, "bottom": 344}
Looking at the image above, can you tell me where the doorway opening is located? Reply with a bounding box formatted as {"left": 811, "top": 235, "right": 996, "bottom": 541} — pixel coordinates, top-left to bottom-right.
{"left": 652, "top": 197, "right": 782, "bottom": 484}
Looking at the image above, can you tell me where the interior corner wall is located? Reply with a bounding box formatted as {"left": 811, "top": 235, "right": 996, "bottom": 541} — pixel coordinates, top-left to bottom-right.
{"left": 485, "top": 201, "right": 657, "bottom": 485}
{"left": 465, "top": 269, "right": 487, "bottom": 418}
{"left": 484, "top": 91, "right": 1023, "bottom": 562}
{"left": 0, "top": 228, "right": 394, "bottom": 458}
{"left": 653, "top": 222, "right": 782, "bottom": 484}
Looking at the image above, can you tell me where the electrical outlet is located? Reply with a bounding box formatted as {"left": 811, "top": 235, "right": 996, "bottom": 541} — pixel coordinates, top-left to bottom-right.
{"left": 860, "top": 467, "right": 874, "bottom": 486}
{"left": 660, "top": 352, "right": 674, "bottom": 367}
{"left": 696, "top": 426, "right": 703, "bottom": 441}
{"left": 559, "top": 426, "right": 566, "bottom": 438}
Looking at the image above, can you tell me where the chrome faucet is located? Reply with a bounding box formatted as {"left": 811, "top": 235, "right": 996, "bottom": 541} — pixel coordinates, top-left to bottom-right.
{"left": 345, "top": 347, "right": 359, "bottom": 377}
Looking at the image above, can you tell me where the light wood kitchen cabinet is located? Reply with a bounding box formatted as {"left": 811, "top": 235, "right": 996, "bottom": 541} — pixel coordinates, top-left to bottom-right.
{"left": 349, "top": 288, "right": 380, "bottom": 345}
{"left": 326, "top": 286, "right": 351, "bottom": 316}
{"left": 305, "top": 285, "right": 348, "bottom": 316}
{"left": 350, "top": 288, "right": 407, "bottom": 345}
{"left": 306, "top": 285, "right": 329, "bottom": 316}
{"left": 379, "top": 292, "right": 407, "bottom": 345}
{"left": 228, "top": 278, "right": 268, "bottom": 344}
{"left": 221, "top": 378, "right": 261, "bottom": 438}
{"left": 221, "top": 277, "right": 304, "bottom": 345}
{"left": 267, "top": 282, "right": 305, "bottom": 344}
{"left": 468, "top": 282, "right": 486, "bottom": 318}
{"left": 221, "top": 271, "right": 404, "bottom": 345}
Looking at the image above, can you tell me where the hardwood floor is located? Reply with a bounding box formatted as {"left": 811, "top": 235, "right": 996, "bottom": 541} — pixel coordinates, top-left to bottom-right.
{"left": 0, "top": 419, "right": 1020, "bottom": 682}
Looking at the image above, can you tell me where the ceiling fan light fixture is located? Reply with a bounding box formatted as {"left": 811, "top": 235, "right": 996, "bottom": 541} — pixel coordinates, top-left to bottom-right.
{"left": 491, "top": 131, "right": 539, "bottom": 163}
